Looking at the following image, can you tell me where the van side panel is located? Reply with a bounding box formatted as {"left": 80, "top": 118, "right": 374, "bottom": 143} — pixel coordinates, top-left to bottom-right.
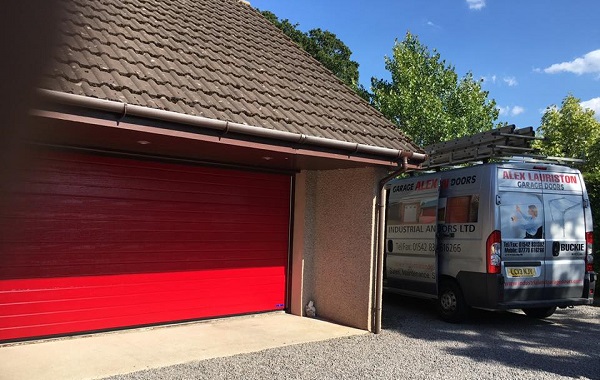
{"left": 438, "top": 166, "right": 487, "bottom": 280}
{"left": 385, "top": 176, "right": 439, "bottom": 298}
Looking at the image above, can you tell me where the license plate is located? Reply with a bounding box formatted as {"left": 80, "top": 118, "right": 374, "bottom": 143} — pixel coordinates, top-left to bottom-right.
{"left": 506, "top": 267, "right": 537, "bottom": 278}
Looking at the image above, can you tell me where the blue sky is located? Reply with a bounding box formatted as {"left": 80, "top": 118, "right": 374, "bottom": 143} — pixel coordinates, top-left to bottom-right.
{"left": 251, "top": 0, "right": 600, "bottom": 129}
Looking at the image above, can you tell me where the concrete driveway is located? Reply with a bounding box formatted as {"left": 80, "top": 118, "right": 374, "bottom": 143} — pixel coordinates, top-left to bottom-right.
{"left": 102, "top": 295, "right": 600, "bottom": 380}
{"left": 0, "top": 312, "right": 366, "bottom": 380}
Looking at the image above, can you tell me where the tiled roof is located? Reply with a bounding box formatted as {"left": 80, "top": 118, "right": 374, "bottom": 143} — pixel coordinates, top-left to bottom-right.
{"left": 41, "top": 0, "right": 421, "bottom": 153}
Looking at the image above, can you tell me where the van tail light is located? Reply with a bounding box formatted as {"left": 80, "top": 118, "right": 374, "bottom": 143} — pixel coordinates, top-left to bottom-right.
{"left": 487, "top": 230, "right": 502, "bottom": 274}
{"left": 585, "top": 232, "right": 594, "bottom": 272}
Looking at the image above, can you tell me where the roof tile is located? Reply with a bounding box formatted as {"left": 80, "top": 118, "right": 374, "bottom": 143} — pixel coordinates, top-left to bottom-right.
{"left": 43, "top": 0, "right": 421, "bottom": 153}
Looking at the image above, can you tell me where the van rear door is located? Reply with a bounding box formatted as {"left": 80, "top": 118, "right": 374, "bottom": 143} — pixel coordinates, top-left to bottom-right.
{"left": 498, "top": 167, "right": 545, "bottom": 301}
{"left": 497, "top": 166, "right": 586, "bottom": 302}
{"left": 385, "top": 176, "right": 440, "bottom": 298}
{"left": 540, "top": 170, "right": 586, "bottom": 299}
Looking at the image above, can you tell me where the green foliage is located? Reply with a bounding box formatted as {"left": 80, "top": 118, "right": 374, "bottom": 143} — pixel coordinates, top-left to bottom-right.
{"left": 260, "top": 11, "right": 368, "bottom": 101}
{"left": 370, "top": 32, "right": 499, "bottom": 147}
{"left": 534, "top": 94, "right": 600, "bottom": 173}
{"left": 260, "top": 11, "right": 305, "bottom": 43}
{"left": 535, "top": 95, "right": 600, "bottom": 289}
{"left": 303, "top": 28, "right": 359, "bottom": 88}
{"left": 583, "top": 173, "right": 600, "bottom": 292}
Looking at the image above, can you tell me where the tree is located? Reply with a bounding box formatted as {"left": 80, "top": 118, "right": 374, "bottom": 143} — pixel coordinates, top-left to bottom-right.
{"left": 260, "top": 11, "right": 306, "bottom": 46}
{"left": 260, "top": 11, "right": 369, "bottom": 100}
{"left": 534, "top": 94, "right": 600, "bottom": 172}
{"left": 584, "top": 172, "right": 600, "bottom": 277}
{"left": 303, "top": 28, "right": 358, "bottom": 88}
{"left": 536, "top": 94, "right": 600, "bottom": 283}
{"left": 370, "top": 32, "right": 499, "bottom": 147}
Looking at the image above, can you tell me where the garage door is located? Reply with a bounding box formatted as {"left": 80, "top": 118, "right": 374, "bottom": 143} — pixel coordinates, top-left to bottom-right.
{"left": 0, "top": 149, "right": 291, "bottom": 341}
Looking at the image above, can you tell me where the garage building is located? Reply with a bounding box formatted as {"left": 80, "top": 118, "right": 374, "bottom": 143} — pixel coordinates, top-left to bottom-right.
{"left": 0, "top": 0, "right": 424, "bottom": 341}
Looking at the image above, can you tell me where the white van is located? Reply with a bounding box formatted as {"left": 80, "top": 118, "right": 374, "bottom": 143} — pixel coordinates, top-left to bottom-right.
{"left": 384, "top": 162, "right": 596, "bottom": 322}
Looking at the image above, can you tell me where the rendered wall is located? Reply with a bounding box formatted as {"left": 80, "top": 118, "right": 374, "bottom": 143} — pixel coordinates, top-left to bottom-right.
{"left": 290, "top": 167, "right": 386, "bottom": 331}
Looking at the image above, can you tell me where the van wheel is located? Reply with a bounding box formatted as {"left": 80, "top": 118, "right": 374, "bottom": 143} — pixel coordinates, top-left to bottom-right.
{"left": 438, "top": 281, "right": 469, "bottom": 323}
{"left": 522, "top": 306, "right": 557, "bottom": 319}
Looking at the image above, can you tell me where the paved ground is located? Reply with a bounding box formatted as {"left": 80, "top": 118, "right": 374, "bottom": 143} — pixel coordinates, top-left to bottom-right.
{"left": 0, "top": 312, "right": 366, "bottom": 380}
{"left": 104, "top": 294, "right": 600, "bottom": 380}
{"left": 1, "top": 295, "right": 598, "bottom": 380}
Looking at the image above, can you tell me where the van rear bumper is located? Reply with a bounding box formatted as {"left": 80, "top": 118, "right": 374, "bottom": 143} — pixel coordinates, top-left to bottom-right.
{"left": 456, "top": 271, "right": 596, "bottom": 310}
{"left": 496, "top": 298, "right": 593, "bottom": 310}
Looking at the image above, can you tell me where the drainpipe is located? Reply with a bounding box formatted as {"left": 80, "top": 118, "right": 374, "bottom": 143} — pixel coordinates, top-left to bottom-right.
{"left": 373, "top": 156, "right": 423, "bottom": 334}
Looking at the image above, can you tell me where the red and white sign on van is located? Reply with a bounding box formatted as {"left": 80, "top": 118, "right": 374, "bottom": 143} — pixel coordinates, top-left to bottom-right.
{"left": 498, "top": 169, "right": 581, "bottom": 192}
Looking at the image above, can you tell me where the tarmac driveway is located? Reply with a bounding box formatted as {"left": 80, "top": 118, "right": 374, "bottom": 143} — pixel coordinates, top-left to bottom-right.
{"left": 105, "top": 294, "right": 600, "bottom": 380}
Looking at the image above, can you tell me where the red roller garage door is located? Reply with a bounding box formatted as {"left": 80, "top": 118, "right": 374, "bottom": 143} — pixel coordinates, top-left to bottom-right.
{"left": 0, "top": 149, "right": 291, "bottom": 341}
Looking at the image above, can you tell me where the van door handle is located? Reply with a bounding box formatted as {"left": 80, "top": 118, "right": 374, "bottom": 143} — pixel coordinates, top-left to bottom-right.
{"left": 552, "top": 241, "right": 560, "bottom": 256}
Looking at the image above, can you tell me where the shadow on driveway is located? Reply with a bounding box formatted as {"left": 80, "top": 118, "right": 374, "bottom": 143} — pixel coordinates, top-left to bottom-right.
{"left": 382, "top": 293, "right": 599, "bottom": 380}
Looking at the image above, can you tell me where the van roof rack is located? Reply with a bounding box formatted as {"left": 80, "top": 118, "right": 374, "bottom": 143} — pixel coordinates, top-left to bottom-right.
{"left": 420, "top": 125, "right": 582, "bottom": 170}
{"left": 493, "top": 155, "right": 585, "bottom": 165}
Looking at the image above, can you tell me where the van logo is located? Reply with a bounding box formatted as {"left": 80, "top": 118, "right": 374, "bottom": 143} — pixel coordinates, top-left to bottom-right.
{"left": 502, "top": 171, "right": 526, "bottom": 180}
{"left": 440, "top": 175, "right": 477, "bottom": 189}
{"left": 415, "top": 179, "right": 438, "bottom": 191}
{"left": 560, "top": 243, "right": 584, "bottom": 252}
{"left": 501, "top": 170, "right": 578, "bottom": 184}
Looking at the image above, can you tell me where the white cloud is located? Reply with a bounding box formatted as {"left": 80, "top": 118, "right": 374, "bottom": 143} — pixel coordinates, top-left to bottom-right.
{"left": 512, "top": 106, "right": 525, "bottom": 116}
{"left": 481, "top": 75, "right": 497, "bottom": 84}
{"left": 426, "top": 20, "right": 441, "bottom": 29}
{"left": 543, "top": 49, "right": 600, "bottom": 75}
{"left": 466, "top": 0, "right": 486, "bottom": 10}
{"left": 581, "top": 97, "right": 600, "bottom": 118}
{"left": 498, "top": 105, "right": 525, "bottom": 117}
{"left": 483, "top": 75, "right": 518, "bottom": 87}
{"left": 503, "top": 77, "right": 518, "bottom": 86}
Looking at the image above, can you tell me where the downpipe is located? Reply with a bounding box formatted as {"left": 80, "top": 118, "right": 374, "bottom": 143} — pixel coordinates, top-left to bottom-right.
{"left": 373, "top": 156, "right": 422, "bottom": 333}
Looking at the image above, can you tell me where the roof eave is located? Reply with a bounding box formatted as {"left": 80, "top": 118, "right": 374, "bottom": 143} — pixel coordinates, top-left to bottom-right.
{"left": 35, "top": 90, "right": 427, "bottom": 167}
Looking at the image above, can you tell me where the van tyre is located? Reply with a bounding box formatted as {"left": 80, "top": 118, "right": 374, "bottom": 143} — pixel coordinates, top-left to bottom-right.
{"left": 522, "top": 306, "right": 557, "bottom": 319}
{"left": 438, "top": 281, "right": 469, "bottom": 323}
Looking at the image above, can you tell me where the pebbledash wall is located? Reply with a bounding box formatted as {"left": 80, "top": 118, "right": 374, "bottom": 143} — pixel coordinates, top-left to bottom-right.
{"left": 291, "top": 166, "right": 387, "bottom": 331}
